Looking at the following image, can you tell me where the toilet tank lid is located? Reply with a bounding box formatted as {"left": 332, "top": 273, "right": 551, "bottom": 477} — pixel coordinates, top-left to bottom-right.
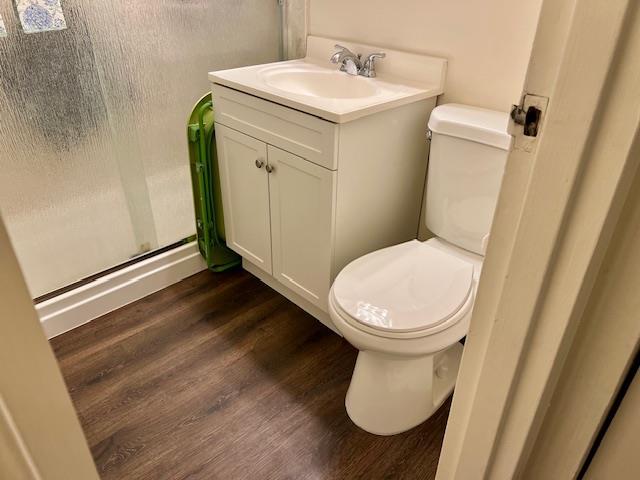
{"left": 428, "top": 103, "right": 512, "bottom": 150}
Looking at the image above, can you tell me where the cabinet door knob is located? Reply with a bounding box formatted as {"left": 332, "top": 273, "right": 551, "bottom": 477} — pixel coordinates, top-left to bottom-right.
{"left": 255, "top": 159, "right": 265, "bottom": 169}
{"left": 265, "top": 164, "right": 275, "bottom": 173}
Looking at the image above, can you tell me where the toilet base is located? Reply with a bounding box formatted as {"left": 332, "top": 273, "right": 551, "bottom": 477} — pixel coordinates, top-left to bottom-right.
{"left": 345, "top": 342, "right": 463, "bottom": 435}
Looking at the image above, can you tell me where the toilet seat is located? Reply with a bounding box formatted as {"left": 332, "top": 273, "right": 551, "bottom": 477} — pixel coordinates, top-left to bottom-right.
{"left": 332, "top": 240, "right": 475, "bottom": 335}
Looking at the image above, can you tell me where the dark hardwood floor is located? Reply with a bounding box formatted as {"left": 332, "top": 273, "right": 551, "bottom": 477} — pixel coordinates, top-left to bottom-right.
{"left": 51, "top": 268, "right": 450, "bottom": 480}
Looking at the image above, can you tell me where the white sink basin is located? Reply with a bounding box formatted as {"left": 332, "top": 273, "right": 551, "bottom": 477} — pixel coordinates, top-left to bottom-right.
{"left": 261, "top": 66, "right": 379, "bottom": 99}
{"left": 208, "top": 36, "right": 447, "bottom": 123}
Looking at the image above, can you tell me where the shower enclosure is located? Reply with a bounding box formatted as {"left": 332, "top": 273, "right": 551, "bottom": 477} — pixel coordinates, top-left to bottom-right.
{"left": 0, "top": 1, "right": 296, "bottom": 298}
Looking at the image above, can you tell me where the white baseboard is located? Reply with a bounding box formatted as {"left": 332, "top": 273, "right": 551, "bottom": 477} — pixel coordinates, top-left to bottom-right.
{"left": 38, "top": 242, "right": 207, "bottom": 339}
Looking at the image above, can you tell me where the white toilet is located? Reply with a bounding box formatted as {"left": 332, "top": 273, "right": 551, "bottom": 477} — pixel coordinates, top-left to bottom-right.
{"left": 328, "top": 104, "right": 512, "bottom": 435}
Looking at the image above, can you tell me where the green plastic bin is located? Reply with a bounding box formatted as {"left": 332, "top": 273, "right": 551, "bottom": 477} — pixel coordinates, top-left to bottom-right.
{"left": 187, "top": 94, "right": 240, "bottom": 272}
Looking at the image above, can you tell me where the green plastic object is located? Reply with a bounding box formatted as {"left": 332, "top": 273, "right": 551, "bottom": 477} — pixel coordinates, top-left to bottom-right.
{"left": 187, "top": 94, "right": 240, "bottom": 272}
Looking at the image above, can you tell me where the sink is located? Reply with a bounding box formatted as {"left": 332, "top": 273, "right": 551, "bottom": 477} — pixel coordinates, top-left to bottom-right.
{"left": 261, "top": 67, "right": 379, "bottom": 99}
{"left": 208, "top": 36, "right": 447, "bottom": 123}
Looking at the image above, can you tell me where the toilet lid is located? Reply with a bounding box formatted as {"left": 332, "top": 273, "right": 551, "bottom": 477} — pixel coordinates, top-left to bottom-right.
{"left": 332, "top": 241, "right": 474, "bottom": 333}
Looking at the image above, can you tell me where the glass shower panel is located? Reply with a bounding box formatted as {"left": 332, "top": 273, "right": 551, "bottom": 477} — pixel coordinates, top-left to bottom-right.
{"left": 83, "top": 1, "right": 281, "bottom": 249}
{"left": 0, "top": 0, "right": 280, "bottom": 298}
{"left": 0, "top": 3, "right": 140, "bottom": 298}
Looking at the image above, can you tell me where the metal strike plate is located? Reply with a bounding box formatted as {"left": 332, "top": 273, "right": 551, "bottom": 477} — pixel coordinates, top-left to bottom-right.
{"left": 509, "top": 93, "right": 549, "bottom": 153}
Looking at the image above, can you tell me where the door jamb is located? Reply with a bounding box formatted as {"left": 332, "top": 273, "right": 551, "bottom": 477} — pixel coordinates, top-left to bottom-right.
{"left": 436, "top": 0, "right": 640, "bottom": 477}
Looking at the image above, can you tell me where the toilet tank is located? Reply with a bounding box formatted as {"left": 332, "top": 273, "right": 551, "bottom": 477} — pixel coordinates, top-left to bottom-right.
{"left": 426, "top": 104, "right": 512, "bottom": 255}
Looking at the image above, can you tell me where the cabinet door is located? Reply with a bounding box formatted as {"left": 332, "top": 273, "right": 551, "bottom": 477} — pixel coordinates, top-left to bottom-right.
{"left": 215, "top": 124, "right": 272, "bottom": 274}
{"left": 267, "top": 145, "right": 336, "bottom": 309}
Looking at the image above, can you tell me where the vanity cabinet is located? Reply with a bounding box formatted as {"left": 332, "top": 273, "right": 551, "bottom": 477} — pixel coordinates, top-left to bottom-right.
{"left": 212, "top": 83, "right": 436, "bottom": 330}
{"left": 216, "top": 124, "right": 335, "bottom": 309}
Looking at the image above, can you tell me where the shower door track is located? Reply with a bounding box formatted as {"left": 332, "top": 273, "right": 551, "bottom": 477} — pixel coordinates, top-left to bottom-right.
{"left": 34, "top": 237, "right": 194, "bottom": 304}
{"left": 35, "top": 237, "right": 207, "bottom": 339}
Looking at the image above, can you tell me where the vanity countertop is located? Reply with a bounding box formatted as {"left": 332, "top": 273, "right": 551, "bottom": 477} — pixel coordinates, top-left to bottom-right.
{"left": 208, "top": 36, "right": 447, "bottom": 123}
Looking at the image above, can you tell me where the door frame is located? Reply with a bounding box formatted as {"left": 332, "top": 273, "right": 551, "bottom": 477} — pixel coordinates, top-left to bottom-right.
{"left": 437, "top": 0, "right": 640, "bottom": 478}
{"left": 0, "top": 214, "right": 100, "bottom": 480}
{"left": 584, "top": 365, "right": 640, "bottom": 479}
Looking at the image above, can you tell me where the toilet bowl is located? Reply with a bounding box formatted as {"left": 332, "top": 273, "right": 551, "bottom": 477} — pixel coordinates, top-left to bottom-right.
{"left": 328, "top": 103, "right": 511, "bottom": 435}
{"left": 328, "top": 238, "right": 482, "bottom": 435}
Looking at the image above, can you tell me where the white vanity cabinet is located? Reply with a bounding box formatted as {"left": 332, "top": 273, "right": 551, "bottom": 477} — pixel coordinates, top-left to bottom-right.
{"left": 212, "top": 82, "right": 437, "bottom": 331}
{"left": 216, "top": 123, "right": 335, "bottom": 310}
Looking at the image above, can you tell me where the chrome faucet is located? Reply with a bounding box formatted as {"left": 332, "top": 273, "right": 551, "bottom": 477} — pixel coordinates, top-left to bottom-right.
{"left": 330, "top": 44, "right": 362, "bottom": 75}
{"left": 330, "top": 45, "right": 386, "bottom": 78}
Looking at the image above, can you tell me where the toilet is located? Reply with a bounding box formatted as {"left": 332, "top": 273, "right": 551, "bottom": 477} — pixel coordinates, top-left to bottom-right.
{"left": 328, "top": 104, "right": 512, "bottom": 435}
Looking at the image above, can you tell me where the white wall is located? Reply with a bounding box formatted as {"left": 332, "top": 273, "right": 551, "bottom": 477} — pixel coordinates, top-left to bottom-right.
{"left": 309, "top": 0, "right": 543, "bottom": 112}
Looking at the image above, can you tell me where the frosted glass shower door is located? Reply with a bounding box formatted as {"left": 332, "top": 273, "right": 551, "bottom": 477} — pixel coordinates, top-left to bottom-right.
{"left": 0, "top": 0, "right": 281, "bottom": 298}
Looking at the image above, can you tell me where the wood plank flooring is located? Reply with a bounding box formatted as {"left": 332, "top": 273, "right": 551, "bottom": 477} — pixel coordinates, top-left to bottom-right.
{"left": 51, "top": 268, "right": 450, "bottom": 480}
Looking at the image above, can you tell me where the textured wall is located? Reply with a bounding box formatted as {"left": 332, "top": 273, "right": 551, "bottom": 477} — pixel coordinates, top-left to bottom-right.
{"left": 0, "top": 1, "right": 280, "bottom": 297}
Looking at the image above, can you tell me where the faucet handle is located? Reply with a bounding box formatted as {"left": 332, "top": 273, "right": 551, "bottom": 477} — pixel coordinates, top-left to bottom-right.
{"left": 362, "top": 52, "right": 386, "bottom": 78}
{"left": 330, "top": 44, "right": 354, "bottom": 62}
{"left": 330, "top": 44, "right": 350, "bottom": 64}
{"left": 366, "top": 52, "right": 386, "bottom": 61}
